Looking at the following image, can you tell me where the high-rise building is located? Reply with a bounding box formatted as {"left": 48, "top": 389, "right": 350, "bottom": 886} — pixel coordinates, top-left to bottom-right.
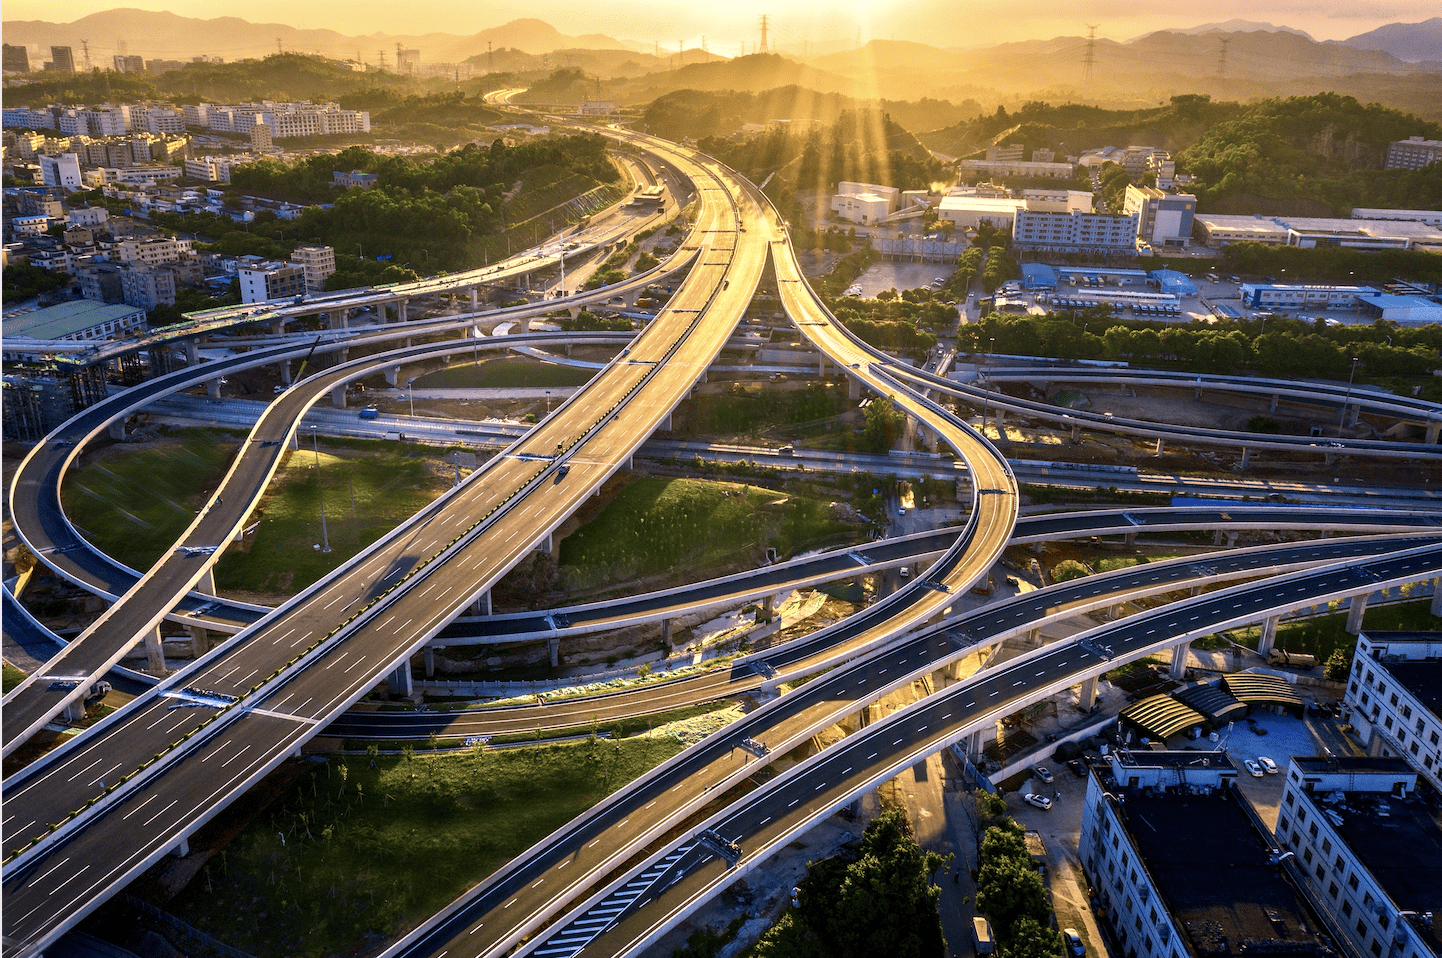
{"left": 38, "top": 153, "right": 83, "bottom": 190}
{"left": 249, "top": 119, "right": 272, "bottom": 151}
{"left": 1124, "top": 184, "right": 1197, "bottom": 248}
{"left": 239, "top": 262, "right": 306, "bottom": 303}
{"left": 112, "top": 55, "right": 145, "bottom": 73}
{"left": 1344, "top": 630, "right": 1442, "bottom": 792}
{"left": 3, "top": 44, "right": 30, "bottom": 73}
{"left": 49, "top": 46, "right": 75, "bottom": 73}
{"left": 290, "top": 245, "right": 336, "bottom": 292}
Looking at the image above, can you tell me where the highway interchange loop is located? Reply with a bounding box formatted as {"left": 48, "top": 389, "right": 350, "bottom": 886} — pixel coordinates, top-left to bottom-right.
{"left": 4, "top": 109, "right": 1442, "bottom": 958}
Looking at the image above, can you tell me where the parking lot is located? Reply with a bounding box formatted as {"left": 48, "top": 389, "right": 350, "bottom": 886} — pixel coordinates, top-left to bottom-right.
{"left": 851, "top": 260, "right": 955, "bottom": 299}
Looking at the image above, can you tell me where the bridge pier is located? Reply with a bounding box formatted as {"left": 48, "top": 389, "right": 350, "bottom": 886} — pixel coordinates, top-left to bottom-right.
{"left": 549, "top": 637, "right": 560, "bottom": 668}
{"left": 424, "top": 647, "right": 435, "bottom": 678}
{"left": 184, "top": 338, "right": 199, "bottom": 366}
{"left": 535, "top": 532, "right": 554, "bottom": 556}
{"left": 1169, "top": 640, "right": 1191, "bottom": 679}
{"left": 385, "top": 365, "right": 400, "bottom": 387}
{"left": 470, "top": 288, "right": 479, "bottom": 310}
{"left": 206, "top": 378, "right": 222, "bottom": 399}
{"left": 517, "top": 316, "right": 531, "bottom": 334}
{"left": 1071, "top": 424, "right": 1081, "bottom": 442}
{"left": 818, "top": 355, "right": 827, "bottom": 377}
{"left": 145, "top": 626, "right": 167, "bottom": 673}
{"left": 1025, "top": 627, "right": 1041, "bottom": 646}
{"left": 1155, "top": 438, "right": 1164, "bottom": 456}
{"left": 1428, "top": 421, "right": 1442, "bottom": 445}
{"left": 330, "top": 384, "right": 347, "bottom": 408}
{"left": 1345, "top": 594, "right": 1368, "bottom": 634}
{"left": 471, "top": 590, "right": 491, "bottom": 615}
{"left": 1257, "top": 614, "right": 1280, "bottom": 657}
{"left": 849, "top": 375, "right": 863, "bottom": 400}
{"left": 108, "top": 419, "right": 126, "bottom": 441}
{"left": 388, "top": 661, "right": 413, "bottom": 697}
{"left": 1269, "top": 393, "right": 1279, "bottom": 413}
{"left": 1240, "top": 447, "right": 1251, "bottom": 471}
{"left": 1347, "top": 403, "right": 1360, "bottom": 427}
{"left": 659, "top": 411, "right": 672, "bottom": 431}
{"left": 189, "top": 625, "right": 211, "bottom": 658}
{"left": 1079, "top": 675, "right": 1098, "bottom": 710}
{"left": 661, "top": 618, "right": 673, "bottom": 648}
{"left": 63, "top": 698, "right": 86, "bottom": 724}
{"left": 759, "top": 593, "right": 775, "bottom": 623}
{"left": 279, "top": 360, "right": 292, "bottom": 385}
{"left": 397, "top": 299, "right": 409, "bottom": 323}
{"left": 171, "top": 837, "right": 190, "bottom": 858}
{"left": 1431, "top": 578, "right": 1442, "bottom": 617}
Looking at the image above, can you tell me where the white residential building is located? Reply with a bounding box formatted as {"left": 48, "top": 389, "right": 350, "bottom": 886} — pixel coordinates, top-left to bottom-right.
{"left": 1275, "top": 755, "right": 1440, "bottom": 958}
{"left": 239, "top": 261, "right": 306, "bottom": 303}
{"left": 38, "top": 153, "right": 83, "bottom": 190}
{"left": 290, "top": 245, "right": 336, "bottom": 292}
{"left": 1012, "top": 209, "right": 1138, "bottom": 252}
{"left": 1345, "top": 631, "right": 1442, "bottom": 792}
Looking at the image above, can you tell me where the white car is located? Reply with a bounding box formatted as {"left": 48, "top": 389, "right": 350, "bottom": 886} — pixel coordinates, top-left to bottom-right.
{"left": 1258, "top": 756, "right": 1279, "bottom": 774}
{"left": 1023, "top": 793, "right": 1052, "bottom": 810}
{"left": 1244, "top": 759, "right": 1265, "bottom": 778}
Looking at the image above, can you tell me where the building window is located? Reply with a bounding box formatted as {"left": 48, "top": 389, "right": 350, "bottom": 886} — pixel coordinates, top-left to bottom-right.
{"left": 1309, "top": 823, "right": 1319, "bottom": 839}
{"left": 1304, "top": 848, "right": 1314, "bottom": 864}
{"left": 1329, "top": 882, "right": 1339, "bottom": 898}
{"left": 1358, "top": 920, "right": 1368, "bottom": 935}
{"left": 1380, "top": 915, "right": 1389, "bottom": 931}
{"left": 1322, "top": 839, "right": 1332, "bottom": 855}
{"left": 1284, "top": 792, "right": 1295, "bottom": 806}
{"left": 1343, "top": 901, "right": 1354, "bottom": 918}
{"left": 1371, "top": 941, "right": 1382, "bottom": 958}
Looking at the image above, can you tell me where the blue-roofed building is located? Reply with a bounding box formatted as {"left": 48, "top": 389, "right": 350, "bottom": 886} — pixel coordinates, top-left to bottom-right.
{"left": 1148, "top": 269, "right": 1198, "bottom": 297}
{"left": 1357, "top": 293, "right": 1442, "bottom": 325}
{"left": 1020, "top": 262, "right": 1057, "bottom": 290}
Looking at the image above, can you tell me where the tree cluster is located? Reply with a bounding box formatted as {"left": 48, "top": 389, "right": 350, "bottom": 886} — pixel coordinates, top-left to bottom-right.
{"left": 747, "top": 808, "right": 951, "bottom": 958}
{"left": 974, "top": 818, "right": 1063, "bottom": 957}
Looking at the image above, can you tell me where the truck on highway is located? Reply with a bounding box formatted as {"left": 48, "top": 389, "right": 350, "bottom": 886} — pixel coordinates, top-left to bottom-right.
{"left": 1268, "top": 649, "right": 1318, "bottom": 669}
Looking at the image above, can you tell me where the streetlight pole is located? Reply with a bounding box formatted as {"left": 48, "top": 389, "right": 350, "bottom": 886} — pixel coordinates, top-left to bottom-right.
{"left": 357, "top": 242, "right": 363, "bottom": 259}
{"left": 406, "top": 378, "right": 416, "bottom": 419}
{"left": 1338, "top": 357, "right": 1359, "bottom": 438}
{"left": 312, "top": 427, "right": 331, "bottom": 553}
{"left": 545, "top": 389, "right": 551, "bottom": 414}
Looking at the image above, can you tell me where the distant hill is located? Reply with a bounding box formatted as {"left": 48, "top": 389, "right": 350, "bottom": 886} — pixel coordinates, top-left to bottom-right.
{"left": 1145, "top": 20, "right": 1315, "bottom": 40}
{"left": 619, "top": 54, "right": 858, "bottom": 104}
{"left": 1336, "top": 18, "right": 1442, "bottom": 63}
{"left": 809, "top": 39, "right": 962, "bottom": 76}
{"left": 1, "top": 9, "right": 626, "bottom": 66}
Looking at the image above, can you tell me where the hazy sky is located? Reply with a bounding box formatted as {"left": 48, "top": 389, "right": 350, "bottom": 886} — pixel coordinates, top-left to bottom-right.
{"left": 6, "top": 0, "right": 1439, "bottom": 48}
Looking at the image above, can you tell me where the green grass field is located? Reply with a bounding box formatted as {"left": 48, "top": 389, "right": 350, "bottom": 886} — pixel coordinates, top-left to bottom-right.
{"left": 1232, "top": 596, "right": 1438, "bottom": 662}
{"left": 61, "top": 428, "right": 244, "bottom": 572}
{"left": 415, "top": 358, "right": 596, "bottom": 389}
{"left": 215, "top": 440, "right": 451, "bottom": 596}
{"left": 165, "top": 735, "right": 687, "bottom": 958}
{"left": 3, "top": 663, "right": 26, "bottom": 693}
{"left": 559, "top": 477, "right": 863, "bottom": 588}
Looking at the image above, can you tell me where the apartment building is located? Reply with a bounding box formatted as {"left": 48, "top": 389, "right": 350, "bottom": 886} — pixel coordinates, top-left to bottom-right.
{"left": 290, "top": 245, "right": 336, "bottom": 292}
{"left": 112, "top": 236, "right": 195, "bottom": 268}
{"left": 1012, "top": 209, "right": 1139, "bottom": 252}
{"left": 1386, "top": 137, "right": 1442, "bottom": 171}
{"left": 239, "top": 261, "right": 306, "bottom": 303}
{"left": 1124, "top": 185, "right": 1197, "bottom": 248}
{"left": 1275, "top": 756, "right": 1440, "bottom": 958}
{"left": 1345, "top": 631, "right": 1442, "bottom": 792}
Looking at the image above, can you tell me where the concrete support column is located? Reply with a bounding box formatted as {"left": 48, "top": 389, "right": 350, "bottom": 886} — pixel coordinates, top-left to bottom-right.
{"left": 171, "top": 837, "right": 190, "bottom": 858}
{"left": 1124, "top": 532, "right": 1137, "bottom": 545}
{"left": 534, "top": 532, "right": 553, "bottom": 556}
{"left": 188, "top": 625, "right": 210, "bottom": 658}
{"left": 1155, "top": 438, "right": 1164, "bottom": 456}
{"left": 849, "top": 375, "right": 862, "bottom": 400}
{"left": 197, "top": 565, "right": 216, "bottom": 594}
{"left": 330, "top": 384, "right": 347, "bottom": 408}
{"left": 760, "top": 593, "right": 775, "bottom": 623}
{"left": 145, "top": 626, "right": 166, "bottom": 673}
{"left": 1214, "top": 529, "right": 1224, "bottom": 546}
{"left": 1427, "top": 421, "right": 1442, "bottom": 445}
{"left": 1194, "top": 384, "right": 1202, "bottom": 400}
{"left": 993, "top": 407, "right": 1005, "bottom": 436}
{"left": 1347, "top": 403, "right": 1359, "bottom": 427}
{"left": 424, "top": 647, "right": 435, "bottom": 678}
{"left": 967, "top": 728, "right": 984, "bottom": 758}
{"left": 385, "top": 365, "right": 400, "bottom": 387}
{"left": 661, "top": 618, "right": 673, "bottom": 648}
{"left": 659, "top": 412, "right": 672, "bottom": 431}
{"left": 517, "top": 316, "right": 531, "bottom": 334}
{"left": 108, "top": 419, "right": 126, "bottom": 441}
{"left": 1269, "top": 393, "right": 1279, "bottom": 413}
{"left": 1071, "top": 424, "right": 1081, "bottom": 442}
{"left": 1240, "top": 447, "right": 1251, "bottom": 471}
{"left": 1079, "top": 676, "right": 1098, "bottom": 710}
{"left": 469, "top": 288, "right": 479, "bottom": 310}
{"left": 1025, "top": 627, "right": 1041, "bottom": 646}
{"left": 818, "top": 354, "right": 827, "bottom": 377}
{"left": 471, "top": 590, "right": 491, "bottom": 615}
{"left": 271, "top": 319, "right": 285, "bottom": 335}
{"left": 63, "top": 698, "right": 86, "bottom": 723}
{"left": 1258, "top": 615, "right": 1280, "bottom": 657}
{"left": 1430, "top": 577, "right": 1442, "bottom": 616}
{"left": 397, "top": 299, "right": 408, "bottom": 322}
{"left": 1169, "top": 640, "right": 1191, "bottom": 680}
{"left": 279, "top": 360, "right": 292, "bottom": 385}
{"left": 995, "top": 719, "right": 1006, "bottom": 746}
{"left": 184, "top": 338, "right": 199, "bottom": 365}
{"left": 388, "top": 662, "right": 413, "bottom": 696}
{"left": 1346, "top": 594, "right": 1368, "bottom": 634}
{"left": 206, "top": 378, "right": 221, "bottom": 399}
{"left": 548, "top": 637, "right": 560, "bottom": 668}
{"left": 1108, "top": 603, "right": 1124, "bottom": 620}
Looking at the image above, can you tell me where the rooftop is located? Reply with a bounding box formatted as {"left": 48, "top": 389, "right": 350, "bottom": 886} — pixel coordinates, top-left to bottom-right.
{"left": 1383, "top": 661, "right": 1442, "bottom": 717}
{"left": 1118, "top": 788, "right": 1338, "bottom": 957}
{"left": 1292, "top": 756, "right": 1415, "bottom": 776}
{"left": 1324, "top": 786, "right": 1442, "bottom": 954}
{"left": 2, "top": 300, "right": 144, "bottom": 340}
{"left": 1111, "top": 747, "right": 1235, "bottom": 770}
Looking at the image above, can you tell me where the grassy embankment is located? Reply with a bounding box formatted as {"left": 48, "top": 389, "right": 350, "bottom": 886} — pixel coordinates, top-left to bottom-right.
{"left": 61, "top": 428, "right": 452, "bottom": 598}
{"left": 558, "top": 476, "right": 865, "bottom": 591}
{"left": 158, "top": 732, "right": 691, "bottom": 958}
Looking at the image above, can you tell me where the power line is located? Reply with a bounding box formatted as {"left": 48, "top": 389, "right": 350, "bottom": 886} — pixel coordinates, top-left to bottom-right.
{"left": 1083, "top": 24, "right": 1099, "bottom": 86}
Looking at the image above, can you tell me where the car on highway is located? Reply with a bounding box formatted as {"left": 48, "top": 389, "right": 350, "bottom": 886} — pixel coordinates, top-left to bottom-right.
{"left": 359, "top": 406, "right": 380, "bottom": 420}
{"left": 1245, "top": 759, "right": 1265, "bottom": 778}
{"left": 1063, "top": 928, "right": 1086, "bottom": 957}
{"left": 1257, "top": 756, "right": 1279, "bottom": 774}
{"left": 1034, "top": 765, "right": 1054, "bottom": 784}
{"left": 1024, "top": 793, "right": 1052, "bottom": 810}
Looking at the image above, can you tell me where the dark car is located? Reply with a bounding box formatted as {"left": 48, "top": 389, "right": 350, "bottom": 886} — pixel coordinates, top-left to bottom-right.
{"left": 1068, "top": 759, "right": 1087, "bottom": 777}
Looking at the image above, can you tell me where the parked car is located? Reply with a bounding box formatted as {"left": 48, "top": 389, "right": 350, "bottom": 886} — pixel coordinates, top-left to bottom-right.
{"left": 1034, "top": 766, "right": 1054, "bottom": 784}
{"left": 1245, "top": 759, "right": 1265, "bottom": 778}
{"left": 1068, "top": 759, "right": 1087, "bottom": 777}
{"left": 1023, "top": 793, "right": 1052, "bottom": 810}
{"left": 1258, "top": 756, "right": 1279, "bottom": 774}
{"left": 1063, "top": 928, "right": 1086, "bottom": 957}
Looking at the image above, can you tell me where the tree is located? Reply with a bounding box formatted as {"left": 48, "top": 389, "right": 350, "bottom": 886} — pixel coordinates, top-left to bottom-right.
{"left": 975, "top": 854, "right": 1051, "bottom": 939}
{"left": 999, "top": 917, "right": 1066, "bottom": 958}
{"left": 862, "top": 396, "right": 907, "bottom": 454}
{"left": 1325, "top": 643, "right": 1355, "bottom": 681}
